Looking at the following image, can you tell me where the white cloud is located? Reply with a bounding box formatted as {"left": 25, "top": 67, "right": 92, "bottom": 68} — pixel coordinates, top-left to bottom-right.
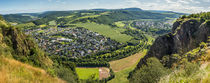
{"left": 90, "top": 2, "right": 99, "bottom": 6}
{"left": 202, "top": 0, "right": 210, "bottom": 2}
{"left": 120, "top": 0, "right": 210, "bottom": 13}
{"left": 1, "top": 0, "right": 210, "bottom": 14}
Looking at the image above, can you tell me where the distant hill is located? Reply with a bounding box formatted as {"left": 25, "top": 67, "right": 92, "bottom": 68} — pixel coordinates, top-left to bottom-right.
{"left": 3, "top": 8, "right": 185, "bottom": 24}
{"left": 146, "top": 10, "right": 186, "bottom": 16}
{"left": 92, "top": 8, "right": 143, "bottom": 11}
{"left": 3, "top": 14, "right": 35, "bottom": 23}
{"left": 120, "top": 8, "right": 143, "bottom": 11}
{"left": 91, "top": 8, "right": 110, "bottom": 11}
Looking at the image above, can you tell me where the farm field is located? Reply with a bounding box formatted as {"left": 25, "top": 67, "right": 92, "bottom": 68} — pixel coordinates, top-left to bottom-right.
{"left": 48, "top": 20, "right": 56, "bottom": 25}
{"left": 76, "top": 67, "right": 110, "bottom": 80}
{"left": 109, "top": 49, "right": 147, "bottom": 72}
{"left": 114, "top": 21, "right": 125, "bottom": 28}
{"left": 76, "top": 68, "right": 99, "bottom": 80}
{"left": 69, "top": 12, "right": 110, "bottom": 23}
{"left": 75, "top": 23, "right": 133, "bottom": 43}
{"left": 108, "top": 49, "right": 147, "bottom": 83}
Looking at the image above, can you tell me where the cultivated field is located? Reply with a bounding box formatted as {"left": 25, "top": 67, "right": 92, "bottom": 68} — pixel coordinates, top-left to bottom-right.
{"left": 109, "top": 50, "right": 147, "bottom": 72}
{"left": 76, "top": 67, "right": 110, "bottom": 80}
{"left": 76, "top": 68, "right": 99, "bottom": 80}
{"left": 49, "top": 20, "right": 56, "bottom": 25}
{"left": 108, "top": 50, "right": 147, "bottom": 83}
{"left": 75, "top": 23, "right": 133, "bottom": 43}
{"left": 114, "top": 21, "right": 125, "bottom": 28}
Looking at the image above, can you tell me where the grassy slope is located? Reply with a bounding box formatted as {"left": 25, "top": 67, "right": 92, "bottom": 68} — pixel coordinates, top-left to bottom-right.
{"left": 0, "top": 56, "right": 65, "bottom": 83}
{"left": 49, "top": 20, "right": 56, "bottom": 25}
{"left": 108, "top": 50, "right": 147, "bottom": 83}
{"left": 69, "top": 12, "right": 110, "bottom": 23}
{"left": 76, "top": 68, "right": 99, "bottom": 80}
{"left": 109, "top": 50, "right": 146, "bottom": 72}
{"left": 159, "top": 62, "right": 210, "bottom": 83}
{"left": 75, "top": 23, "right": 132, "bottom": 43}
{"left": 114, "top": 21, "right": 125, "bottom": 28}
{"left": 159, "top": 49, "right": 210, "bottom": 83}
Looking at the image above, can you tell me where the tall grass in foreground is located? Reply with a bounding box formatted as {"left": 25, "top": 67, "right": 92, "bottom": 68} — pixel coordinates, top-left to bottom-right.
{"left": 0, "top": 56, "right": 65, "bottom": 83}
{"left": 159, "top": 49, "right": 210, "bottom": 83}
{"left": 159, "top": 62, "right": 210, "bottom": 83}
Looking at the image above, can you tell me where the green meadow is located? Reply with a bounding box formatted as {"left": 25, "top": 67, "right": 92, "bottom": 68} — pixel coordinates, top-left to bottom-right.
{"left": 75, "top": 23, "right": 133, "bottom": 43}
{"left": 76, "top": 68, "right": 99, "bottom": 80}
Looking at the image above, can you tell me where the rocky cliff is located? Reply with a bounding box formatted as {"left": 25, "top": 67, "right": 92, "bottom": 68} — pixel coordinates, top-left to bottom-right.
{"left": 136, "top": 16, "right": 210, "bottom": 68}
{"left": 0, "top": 16, "right": 52, "bottom": 67}
{"left": 0, "top": 16, "right": 78, "bottom": 83}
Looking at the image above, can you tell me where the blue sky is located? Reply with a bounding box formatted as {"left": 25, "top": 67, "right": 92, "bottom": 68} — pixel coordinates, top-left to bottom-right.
{"left": 0, "top": 0, "right": 210, "bottom": 14}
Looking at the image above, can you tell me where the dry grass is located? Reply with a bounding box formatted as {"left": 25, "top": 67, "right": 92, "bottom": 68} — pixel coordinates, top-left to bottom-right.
{"left": 158, "top": 49, "right": 210, "bottom": 83}
{"left": 109, "top": 50, "right": 147, "bottom": 72}
{"left": 0, "top": 56, "right": 65, "bottom": 83}
{"left": 206, "top": 49, "right": 210, "bottom": 61}
{"left": 108, "top": 50, "right": 147, "bottom": 83}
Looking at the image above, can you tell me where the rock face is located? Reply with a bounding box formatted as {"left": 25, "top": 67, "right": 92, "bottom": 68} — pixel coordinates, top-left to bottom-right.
{"left": 2, "top": 27, "right": 33, "bottom": 56}
{"left": 136, "top": 19, "right": 210, "bottom": 69}
{"left": 0, "top": 17, "right": 52, "bottom": 67}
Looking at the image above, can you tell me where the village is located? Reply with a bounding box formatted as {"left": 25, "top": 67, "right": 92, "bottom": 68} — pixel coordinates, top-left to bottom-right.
{"left": 133, "top": 20, "right": 172, "bottom": 29}
{"left": 25, "top": 26, "right": 121, "bottom": 58}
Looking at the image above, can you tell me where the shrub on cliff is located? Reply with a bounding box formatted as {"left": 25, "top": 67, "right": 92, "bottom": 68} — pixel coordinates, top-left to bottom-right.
{"left": 129, "top": 57, "right": 169, "bottom": 83}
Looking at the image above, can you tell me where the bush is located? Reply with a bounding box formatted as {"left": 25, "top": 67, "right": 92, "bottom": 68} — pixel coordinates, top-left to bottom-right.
{"left": 55, "top": 66, "right": 78, "bottom": 83}
{"left": 158, "top": 60, "right": 201, "bottom": 83}
{"left": 0, "top": 15, "right": 3, "bottom": 20}
{"left": 181, "top": 15, "right": 187, "bottom": 19}
{"left": 129, "top": 57, "right": 169, "bottom": 83}
{"left": 183, "top": 62, "right": 199, "bottom": 76}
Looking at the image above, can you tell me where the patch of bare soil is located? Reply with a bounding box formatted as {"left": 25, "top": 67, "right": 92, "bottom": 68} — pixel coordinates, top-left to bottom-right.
{"left": 99, "top": 67, "right": 110, "bottom": 80}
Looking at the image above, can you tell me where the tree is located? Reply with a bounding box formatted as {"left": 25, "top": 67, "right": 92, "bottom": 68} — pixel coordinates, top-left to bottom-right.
{"left": 130, "top": 57, "right": 169, "bottom": 83}
{"left": 0, "top": 15, "right": 3, "bottom": 20}
{"left": 181, "top": 15, "right": 187, "bottom": 19}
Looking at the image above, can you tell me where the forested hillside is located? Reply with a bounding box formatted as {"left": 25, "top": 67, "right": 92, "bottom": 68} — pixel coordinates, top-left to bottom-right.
{"left": 3, "top": 8, "right": 182, "bottom": 26}
{"left": 0, "top": 15, "right": 78, "bottom": 83}
{"left": 3, "top": 14, "right": 37, "bottom": 23}
{"left": 129, "top": 12, "right": 210, "bottom": 83}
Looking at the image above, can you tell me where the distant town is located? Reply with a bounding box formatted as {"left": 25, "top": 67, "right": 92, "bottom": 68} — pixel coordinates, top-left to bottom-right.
{"left": 25, "top": 26, "right": 121, "bottom": 57}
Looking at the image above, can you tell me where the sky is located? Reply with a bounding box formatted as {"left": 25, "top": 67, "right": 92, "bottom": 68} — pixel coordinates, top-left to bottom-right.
{"left": 0, "top": 0, "right": 210, "bottom": 14}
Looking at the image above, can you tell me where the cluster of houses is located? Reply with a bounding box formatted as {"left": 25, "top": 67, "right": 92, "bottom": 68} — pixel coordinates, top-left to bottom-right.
{"left": 26, "top": 27, "right": 120, "bottom": 57}
{"left": 134, "top": 21, "right": 172, "bottom": 29}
